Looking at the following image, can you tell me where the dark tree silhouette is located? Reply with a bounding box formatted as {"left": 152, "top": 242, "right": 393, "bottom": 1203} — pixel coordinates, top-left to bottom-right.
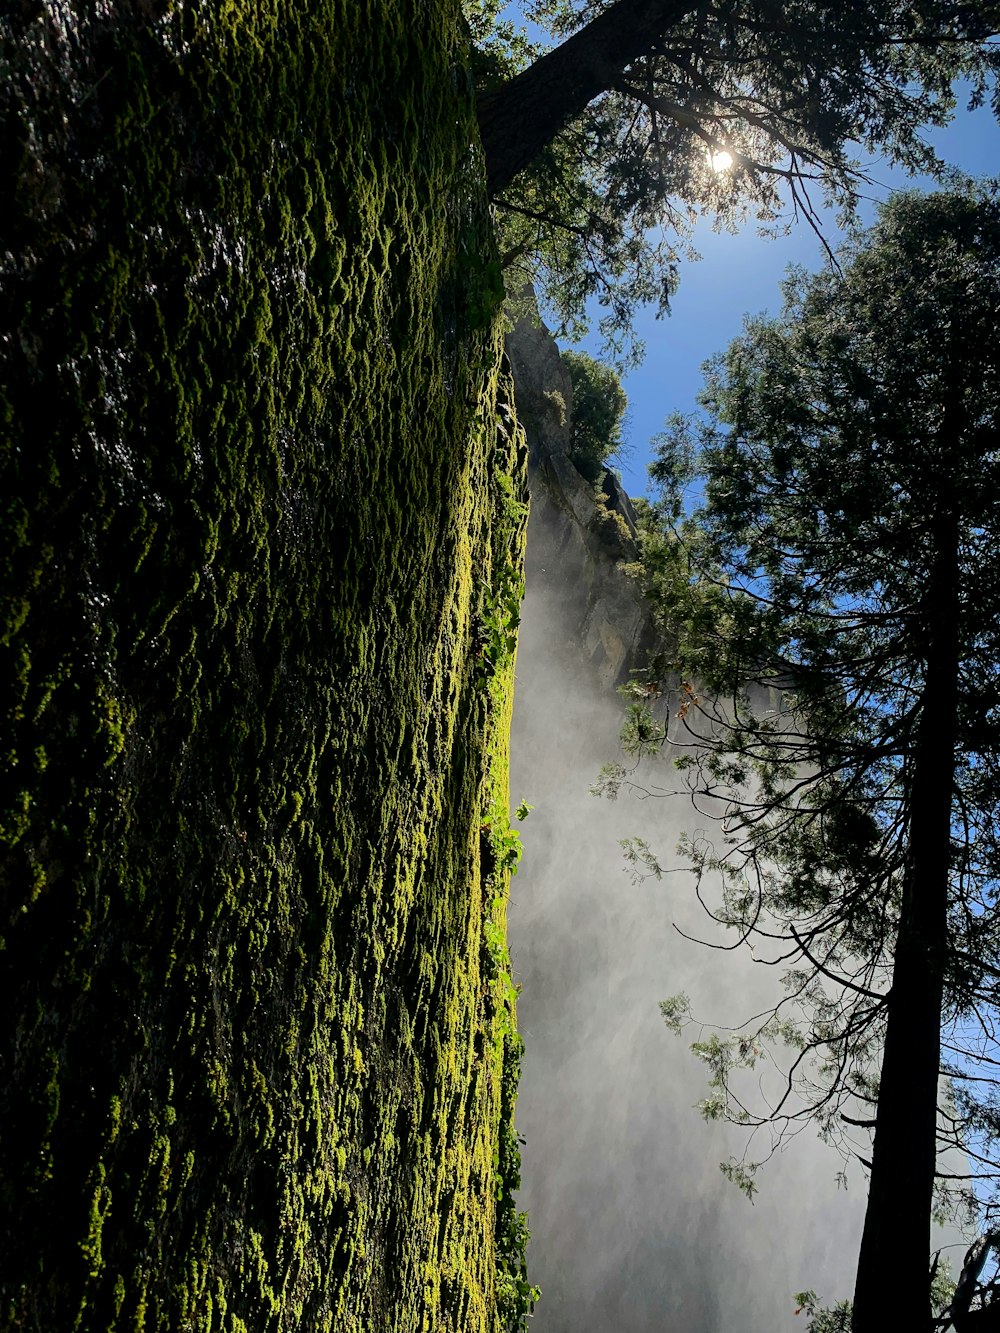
{"left": 471, "top": 0, "right": 1000, "bottom": 355}
{"left": 600, "top": 189, "right": 1000, "bottom": 1332}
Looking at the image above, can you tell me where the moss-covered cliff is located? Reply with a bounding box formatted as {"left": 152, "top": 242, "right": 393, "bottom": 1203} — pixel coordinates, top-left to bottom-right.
{"left": 1, "top": 3, "right": 530, "bottom": 1329}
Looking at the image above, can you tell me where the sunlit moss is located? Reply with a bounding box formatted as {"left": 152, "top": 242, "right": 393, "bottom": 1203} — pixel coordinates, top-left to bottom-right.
{"left": 1, "top": 1, "right": 530, "bottom": 1329}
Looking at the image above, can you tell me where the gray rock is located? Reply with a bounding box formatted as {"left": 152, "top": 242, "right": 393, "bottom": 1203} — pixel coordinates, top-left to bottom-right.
{"left": 505, "top": 302, "right": 656, "bottom": 690}
{"left": 598, "top": 466, "right": 639, "bottom": 540}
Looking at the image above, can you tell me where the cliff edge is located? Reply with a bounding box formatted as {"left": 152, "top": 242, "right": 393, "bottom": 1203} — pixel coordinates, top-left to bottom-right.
{"left": 505, "top": 307, "right": 657, "bottom": 690}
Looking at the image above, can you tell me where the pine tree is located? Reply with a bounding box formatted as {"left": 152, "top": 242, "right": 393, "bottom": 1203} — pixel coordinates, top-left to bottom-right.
{"left": 607, "top": 189, "right": 1000, "bottom": 1331}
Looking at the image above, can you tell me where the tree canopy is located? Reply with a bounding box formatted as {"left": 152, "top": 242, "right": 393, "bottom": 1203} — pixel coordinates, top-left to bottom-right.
{"left": 598, "top": 188, "right": 1000, "bottom": 1331}
{"left": 468, "top": 0, "right": 1000, "bottom": 360}
{"left": 561, "top": 348, "right": 628, "bottom": 480}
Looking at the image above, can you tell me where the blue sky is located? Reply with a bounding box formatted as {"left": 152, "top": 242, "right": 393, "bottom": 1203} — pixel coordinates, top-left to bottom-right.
{"left": 592, "top": 104, "right": 1000, "bottom": 497}
{"left": 497, "top": 4, "right": 1000, "bottom": 495}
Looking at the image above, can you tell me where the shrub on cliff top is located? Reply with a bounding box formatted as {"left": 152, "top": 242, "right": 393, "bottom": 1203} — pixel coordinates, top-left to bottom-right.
{"left": 561, "top": 349, "right": 627, "bottom": 482}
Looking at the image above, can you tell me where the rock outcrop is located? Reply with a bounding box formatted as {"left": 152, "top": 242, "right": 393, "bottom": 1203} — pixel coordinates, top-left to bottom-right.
{"left": 505, "top": 307, "right": 656, "bottom": 690}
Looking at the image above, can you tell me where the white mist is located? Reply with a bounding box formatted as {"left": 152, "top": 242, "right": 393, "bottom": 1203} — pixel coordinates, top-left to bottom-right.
{"left": 508, "top": 553, "right": 868, "bottom": 1332}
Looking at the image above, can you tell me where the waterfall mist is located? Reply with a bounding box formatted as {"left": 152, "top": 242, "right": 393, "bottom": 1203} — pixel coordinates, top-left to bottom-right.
{"left": 508, "top": 540, "right": 869, "bottom": 1331}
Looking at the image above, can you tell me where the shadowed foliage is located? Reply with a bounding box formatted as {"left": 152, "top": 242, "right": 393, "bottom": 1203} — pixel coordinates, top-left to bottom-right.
{"left": 469, "top": 0, "right": 1000, "bottom": 360}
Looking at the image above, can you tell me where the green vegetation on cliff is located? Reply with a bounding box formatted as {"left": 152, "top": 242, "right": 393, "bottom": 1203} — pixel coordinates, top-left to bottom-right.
{"left": 1, "top": 3, "right": 531, "bottom": 1329}
{"left": 561, "top": 350, "right": 627, "bottom": 483}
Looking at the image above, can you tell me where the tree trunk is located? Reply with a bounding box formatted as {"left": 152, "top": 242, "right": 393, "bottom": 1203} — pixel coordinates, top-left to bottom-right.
{"left": 851, "top": 513, "right": 961, "bottom": 1333}
{"left": 952, "top": 1235, "right": 1000, "bottom": 1330}
{"left": 954, "top": 1304, "right": 1000, "bottom": 1331}
{"left": 476, "top": 0, "right": 704, "bottom": 196}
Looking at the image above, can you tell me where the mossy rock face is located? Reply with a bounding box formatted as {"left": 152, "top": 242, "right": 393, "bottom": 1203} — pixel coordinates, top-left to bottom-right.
{"left": 1, "top": 4, "right": 527, "bottom": 1331}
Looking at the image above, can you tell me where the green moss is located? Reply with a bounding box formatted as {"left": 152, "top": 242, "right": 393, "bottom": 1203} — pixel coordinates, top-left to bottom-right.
{"left": 79, "top": 1163, "right": 111, "bottom": 1280}
{"left": 1, "top": 1, "right": 531, "bottom": 1330}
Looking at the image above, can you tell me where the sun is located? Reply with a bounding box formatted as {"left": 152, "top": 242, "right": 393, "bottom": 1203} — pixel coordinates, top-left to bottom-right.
{"left": 709, "top": 148, "right": 733, "bottom": 173}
